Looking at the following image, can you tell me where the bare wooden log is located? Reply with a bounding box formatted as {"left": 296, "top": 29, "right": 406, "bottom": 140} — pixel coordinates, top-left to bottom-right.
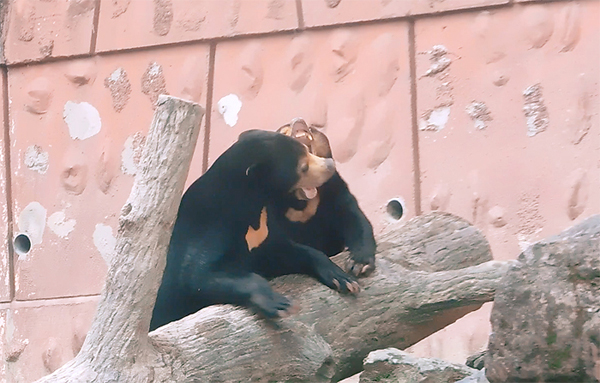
{"left": 149, "top": 213, "right": 512, "bottom": 382}
{"left": 35, "top": 96, "right": 512, "bottom": 383}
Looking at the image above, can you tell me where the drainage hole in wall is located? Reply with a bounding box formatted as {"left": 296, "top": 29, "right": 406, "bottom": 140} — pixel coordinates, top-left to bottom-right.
{"left": 14, "top": 234, "right": 32, "bottom": 256}
{"left": 386, "top": 198, "right": 405, "bottom": 220}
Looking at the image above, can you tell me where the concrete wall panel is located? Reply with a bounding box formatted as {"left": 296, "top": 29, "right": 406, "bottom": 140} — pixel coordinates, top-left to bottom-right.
{"left": 0, "top": 297, "right": 98, "bottom": 383}
{"left": 3, "top": 0, "right": 97, "bottom": 64}
{"left": 210, "top": 23, "right": 415, "bottom": 227}
{"left": 416, "top": 1, "right": 600, "bottom": 260}
{"left": 96, "top": 0, "right": 299, "bottom": 52}
{"left": 301, "top": 0, "right": 509, "bottom": 28}
{"left": 8, "top": 44, "right": 209, "bottom": 300}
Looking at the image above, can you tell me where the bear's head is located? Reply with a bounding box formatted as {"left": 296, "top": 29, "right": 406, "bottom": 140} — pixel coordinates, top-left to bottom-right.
{"left": 237, "top": 129, "right": 335, "bottom": 200}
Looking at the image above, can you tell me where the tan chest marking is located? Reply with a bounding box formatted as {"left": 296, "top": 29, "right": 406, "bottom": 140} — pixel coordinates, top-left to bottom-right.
{"left": 285, "top": 194, "right": 320, "bottom": 223}
{"left": 246, "top": 207, "right": 269, "bottom": 251}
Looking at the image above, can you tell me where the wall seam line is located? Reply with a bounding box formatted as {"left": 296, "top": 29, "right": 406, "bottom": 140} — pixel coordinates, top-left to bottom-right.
{"left": 408, "top": 19, "right": 422, "bottom": 216}
{"left": 295, "top": 0, "right": 306, "bottom": 30}
{"left": 89, "top": 0, "right": 102, "bottom": 54}
{"left": 1, "top": 66, "right": 15, "bottom": 300}
{"left": 202, "top": 42, "right": 217, "bottom": 173}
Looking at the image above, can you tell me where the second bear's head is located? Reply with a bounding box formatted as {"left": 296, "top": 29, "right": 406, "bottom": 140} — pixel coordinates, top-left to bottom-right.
{"left": 237, "top": 129, "right": 335, "bottom": 199}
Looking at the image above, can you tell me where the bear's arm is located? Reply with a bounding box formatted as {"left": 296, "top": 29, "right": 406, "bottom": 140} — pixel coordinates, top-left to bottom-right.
{"left": 251, "top": 238, "right": 359, "bottom": 294}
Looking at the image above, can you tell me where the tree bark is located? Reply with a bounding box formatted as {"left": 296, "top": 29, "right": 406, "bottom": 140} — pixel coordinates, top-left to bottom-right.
{"left": 36, "top": 95, "right": 205, "bottom": 383}
{"left": 36, "top": 96, "right": 513, "bottom": 383}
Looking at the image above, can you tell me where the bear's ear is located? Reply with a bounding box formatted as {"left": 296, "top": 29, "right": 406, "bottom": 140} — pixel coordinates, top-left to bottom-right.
{"left": 307, "top": 127, "right": 333, "bottom": 158}
{"left": 276, "top": 124, "right": 293, "bottom": 136}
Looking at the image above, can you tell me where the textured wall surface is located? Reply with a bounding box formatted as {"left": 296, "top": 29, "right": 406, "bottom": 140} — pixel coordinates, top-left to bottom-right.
{"left": 0, "top": 0, "right": 598, "bottom": 381}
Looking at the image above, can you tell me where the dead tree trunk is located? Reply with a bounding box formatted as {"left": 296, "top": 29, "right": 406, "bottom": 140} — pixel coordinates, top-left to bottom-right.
{"left": 36, "top": 97, "right": 513, "bottom": 383}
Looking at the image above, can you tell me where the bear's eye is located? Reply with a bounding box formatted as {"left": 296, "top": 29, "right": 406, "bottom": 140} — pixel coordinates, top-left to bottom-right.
{"left": 300, "top": 163, "right": 309, "bottom": 173}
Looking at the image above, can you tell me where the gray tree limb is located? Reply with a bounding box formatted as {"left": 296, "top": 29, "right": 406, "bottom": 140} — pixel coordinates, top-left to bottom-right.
{"left": 35, "top": 96, "right": 513, "bottom": 383}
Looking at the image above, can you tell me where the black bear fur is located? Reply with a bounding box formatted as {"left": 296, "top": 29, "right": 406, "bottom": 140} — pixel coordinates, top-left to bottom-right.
{"left": 150, "top": 125, "right": 376, "bottom": 331}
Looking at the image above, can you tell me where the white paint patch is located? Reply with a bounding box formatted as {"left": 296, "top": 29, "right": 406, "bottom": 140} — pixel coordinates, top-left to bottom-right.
{"left": 24, "top": 145, "right": 49, "bottom": 174}
{"left": 424, "top": 45, "right": 451, "bottom": 77}
{"left": 47, "top": 211, "right": 76, "bottom": 238}
{"left": 466, "top": 101, "right": 492, "bottom": 130}
{"left": 17, "top": 201, "right": 47, "bottom": 250}
{"left": 419, "top": 106, "right": 451, "bottom": 131}
{"left": 109, "top": 67, "right": 125, "bottom": 82}
{"left": 523, "top": 84, "right": 549, "bottom": 137}
{"left": 63, "top": 101, "right": 102, "bottom": 140}
{"left": 218, "top": 94, "right": 242, "bottom": 127}
{"left": 121, "top": 132, "right": 145, "bottom": 175}
{"left": 93, "top": 224, "right": 116, "bottom": 264}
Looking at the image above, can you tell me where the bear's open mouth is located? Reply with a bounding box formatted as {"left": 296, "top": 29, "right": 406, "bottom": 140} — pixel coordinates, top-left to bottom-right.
{"left": 296, "top": 187, "right": 318, "bottom": 200}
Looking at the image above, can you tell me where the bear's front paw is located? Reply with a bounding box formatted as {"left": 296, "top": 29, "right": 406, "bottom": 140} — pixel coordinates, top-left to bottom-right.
{"left": 250, "top": 289, "right": 295, "bottom": 318}
{"left": 316, "top": 264, "right": 360, "bottom": 295}
{"left": 345, "top": 255, "right": 375, "bottom": 278}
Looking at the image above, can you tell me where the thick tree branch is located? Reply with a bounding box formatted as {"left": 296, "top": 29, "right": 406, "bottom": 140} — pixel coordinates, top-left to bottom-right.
{"left": 148, "top": 213, "right": 512, "bottom": 382}
{"left": 36, "top": 98, "right": 511, "bottom": 382}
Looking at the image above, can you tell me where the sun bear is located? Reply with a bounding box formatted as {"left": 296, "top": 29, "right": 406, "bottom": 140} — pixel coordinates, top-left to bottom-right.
{"left": 150, "top": 124, "right": 376, "bottom": 331}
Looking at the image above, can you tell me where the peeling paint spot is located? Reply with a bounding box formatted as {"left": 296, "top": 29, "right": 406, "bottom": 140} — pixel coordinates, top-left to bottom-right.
{"left": 218, "top": 94, "right": 242, "bottom": 127}
{"left": 558, "top": 3, "right": 581, "bottom": 52}
{"left": 330, "top": 29, "right": 359, "bottom": 83}
{"left": 104, "top": 68, "right": 132, "bottom": 113}
{"left": 177, "top": 56, "right": 205, "bottom": 102}
{"left": 466, "top": 101, "right": 492, "bottom": 130}
{"left": 17, "top": 202, "right": 47, "bottom": 254}
{"left": 430, "top": 183, "right": 451, "bottom": 211}
{"left": 492, "top": 72, "right": 509, "bottom": 87}
{"left": 488, "top": 206, "right": 507, "bottom": 228}
{"left": 47, "top": 211, "right": 76, "bottom": 238}
{"left": 39, "top": 39, "right": 54, "bottom": 58}
{"left": 239, "top": 42, "right": 264, "bottom": 99}
{"left": 65, "top": 59, "right": 97, "bottom": 86}
{"left": 266, "top": 0, "right": 285, "bottom": 20}
{"left": 93, "top": 224, "right": 116, "bottom": 264}
{"left": 523, "top": 84, "right": 549, "bottom": 137}
{"left": 24, "top": 145, "right": 49, "bottom": 174}
{"left": 567, "top": 168, "right": 588, "bottom": 220}
{"left": 25, "top": 77, "right": 53, "bottom": 114}
{"left": 42, "top": 337, "right": 63, "bottom": 373}
{"left": 521, "top": 5, "right": 554, "bottom": 49}
{"left": 141, "top": 62, "right": 168, "bottom": 108}
{"left": 63, "top": 101, "right": 102, "bottom": 140}
{"left": 517, "top": 193, "right": 544, "bottom": 240}
{"left": 288, "top": 36, "right": 314, "bottom": 93}
{"left": 67, "top": 0, "right": 96, "bottom": 16}
{"left": 153, "top": 0, "right": 173, "bottom": 36}
{"left": 420, "top": 106, "right": 451, "bottom": 131}
{"left": 228, "top": 0, "right": 241, "bottom": 29}
{"left": 325, "top": 0, "right": 341, "bottom": 8}
{"left": 61, "top": 164, "right": 88, "bottom": 195}
{"left": 423, "top": 45, "right": 451, "bottom": 77}
{"left": 572, "top": 73, "right": 593, "bottom": 145}
{"left": 121, "top": 132, "right": 146, "bottom": 175}
{"left": 111, "top": 0, "right": 131, "bottom": 17}
{"left": 178, "top": 8, "right": 206, "bottom": 32}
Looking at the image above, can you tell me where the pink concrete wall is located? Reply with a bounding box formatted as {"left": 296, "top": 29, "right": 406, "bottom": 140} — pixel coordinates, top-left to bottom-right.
{"left": 0, "top": 0, "right": 598, "bottom": 381}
